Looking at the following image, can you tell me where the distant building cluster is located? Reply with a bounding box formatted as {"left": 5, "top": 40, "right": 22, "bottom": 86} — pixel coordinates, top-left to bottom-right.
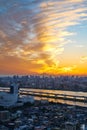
{"left": 0, "top": 75, "right": 87, "bottom": 91}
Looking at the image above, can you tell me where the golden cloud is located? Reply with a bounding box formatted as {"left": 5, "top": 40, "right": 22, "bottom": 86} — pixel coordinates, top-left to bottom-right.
{"left": 80, "top": 56, "right": 87, "bottom": 63}
{"left": 0, "top": 0, "right": 87, "bottom": 74}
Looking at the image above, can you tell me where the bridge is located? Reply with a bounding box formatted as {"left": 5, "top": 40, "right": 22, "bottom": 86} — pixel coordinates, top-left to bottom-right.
{"left": 20, "top": 89, "right": 87, "bottom": 103}
{"left": 0, "top": 87, "right": 87, "bottom": 103}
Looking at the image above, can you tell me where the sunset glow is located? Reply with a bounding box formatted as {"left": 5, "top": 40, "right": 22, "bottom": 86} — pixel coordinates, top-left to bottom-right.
{"left": 0, "top": 0, "right": 87, "bottom": 75}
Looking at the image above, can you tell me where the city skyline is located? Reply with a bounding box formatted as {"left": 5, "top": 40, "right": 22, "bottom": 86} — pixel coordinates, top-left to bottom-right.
{"left": 0, "top": 0, "right": 87, "bottom": 76}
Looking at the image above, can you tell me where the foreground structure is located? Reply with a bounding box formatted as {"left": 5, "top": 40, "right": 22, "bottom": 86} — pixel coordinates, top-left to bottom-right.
{"left": 0, "top": 83, "right": 19, "bottom": 108}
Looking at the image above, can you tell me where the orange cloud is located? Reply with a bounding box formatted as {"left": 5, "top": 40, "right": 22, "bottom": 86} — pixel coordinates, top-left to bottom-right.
{"left": 0, "top": 0, "right": 87, "bottom": 75}
{"left": 80, "top": 56, "right": 87, "bottom": 63}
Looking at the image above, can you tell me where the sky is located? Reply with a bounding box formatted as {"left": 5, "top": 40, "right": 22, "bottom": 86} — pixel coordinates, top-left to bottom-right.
{"left": 0, "top": 0, "right": 87, "bottom": 76}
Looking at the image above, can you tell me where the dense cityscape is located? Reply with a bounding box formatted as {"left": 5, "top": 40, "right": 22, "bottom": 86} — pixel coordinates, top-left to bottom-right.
{"left": 0, "top": 101, "right": 87, "bottom": 130}
{"left": 0, "top": 75, "right": 87, "bottom": 130}
{"left": 0, "top": 0, "right": 87, "bottom": 129}
{"left": 0, "top": 75, "right": 87, "bottom": 92}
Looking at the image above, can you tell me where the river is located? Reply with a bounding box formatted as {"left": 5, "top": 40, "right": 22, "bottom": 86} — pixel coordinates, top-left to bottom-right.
{"left": 20, "top": 88, "right": 87, "bottom": 107}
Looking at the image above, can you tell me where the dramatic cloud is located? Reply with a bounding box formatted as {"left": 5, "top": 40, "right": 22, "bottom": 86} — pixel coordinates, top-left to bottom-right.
{"left": 80, "top": 56, "right": 87, "bottom": 63}
{"left": 58, "top": 65, "right": 77, "bottom": 73}
{"left": 0, "top": 0, "right": 87, "bottom": 74}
